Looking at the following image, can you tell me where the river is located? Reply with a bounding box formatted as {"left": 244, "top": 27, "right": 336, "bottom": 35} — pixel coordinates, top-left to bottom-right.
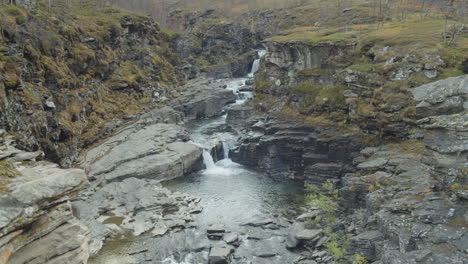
{"left": 89, "top": 51, "right": 306, "bottom": 264}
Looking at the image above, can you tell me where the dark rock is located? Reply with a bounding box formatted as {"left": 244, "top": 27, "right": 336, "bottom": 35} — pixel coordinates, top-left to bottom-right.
{"left": 349, "top": 231, "right": 384, "bottom": 262}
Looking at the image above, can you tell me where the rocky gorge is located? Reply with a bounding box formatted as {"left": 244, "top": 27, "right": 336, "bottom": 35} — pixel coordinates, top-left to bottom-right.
{"left": 0, "top": 1, "right": 467, "bottom": 264}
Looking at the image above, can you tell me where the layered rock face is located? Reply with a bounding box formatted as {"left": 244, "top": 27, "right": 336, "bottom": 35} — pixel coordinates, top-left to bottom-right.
{"left": 230, "top": 117, "right": 363, "bottom": 183}
{"left": 173, "top": 9, "right": 260, "bottom": 79}
{"left": 341, "top": 76, "right": 468, "bottom": 264}
{"left": 0, "top": 130, "right": 89, "bottom": 264}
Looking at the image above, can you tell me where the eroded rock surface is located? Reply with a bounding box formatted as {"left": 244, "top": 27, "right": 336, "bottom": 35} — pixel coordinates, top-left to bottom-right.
{"left": 0, "top": 131, "right": 89, "bottom": 264}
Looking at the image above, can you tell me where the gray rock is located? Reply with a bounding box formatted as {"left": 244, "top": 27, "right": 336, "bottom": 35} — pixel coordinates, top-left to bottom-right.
{"left": 11, "top": 162, "right": 87, "bottom": 206}
{"left": 209, "top": 247, "right": 233, "bottom": 264}
{"left": 223, "top": 233, "right": 239, "bottom": 245}
{"left": 349, "top": 231, "right": 384, "bottom": 262}
{"left": 286, "top": 222, "right": 306, "bottom": 249}
{"left": 357, "top": 159, "right": 388, "bottom": 170}
{"left": 295, "top": 229, "right": 322, "bottom": 240}
{"left": 413, "top": 75, "right": 468, "bottom": 105}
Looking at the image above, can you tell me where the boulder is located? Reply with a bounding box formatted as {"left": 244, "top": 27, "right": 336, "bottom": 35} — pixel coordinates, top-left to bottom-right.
{"left": 209, "top": 247, "right": 233, "bottom": 264}
{"left": 295, "top": 229, "right": 322, "bottom": 241}
{"left": 349, "top": 230, "right": 384, "bottom": 262}
{"left": 413, "top": 75, "right": 468, "bottom": 118}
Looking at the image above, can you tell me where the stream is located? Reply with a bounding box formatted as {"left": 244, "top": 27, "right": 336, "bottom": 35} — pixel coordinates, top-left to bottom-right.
{"left": 89, "top": 51, "right": 307, "bottom": 264}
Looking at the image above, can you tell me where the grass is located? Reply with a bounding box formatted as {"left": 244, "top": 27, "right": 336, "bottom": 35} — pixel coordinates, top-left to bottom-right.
{"left": 305, "top": 182, "right": 352, "bottom": 262}
{"left": 292, "top": 82, "right": 346, "bottom": 108}
{"left": 0, "top": 160, "right": 21, "bottom": 193}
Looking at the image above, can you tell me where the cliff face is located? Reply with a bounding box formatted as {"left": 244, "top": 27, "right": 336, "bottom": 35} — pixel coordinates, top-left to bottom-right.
{"left": 173, "top": 9, "right": 260, "bottom": 78}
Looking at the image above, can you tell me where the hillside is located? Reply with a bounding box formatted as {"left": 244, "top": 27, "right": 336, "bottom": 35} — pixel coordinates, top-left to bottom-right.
{"left": 0, "top": 0, "right": 258, "bottom": 166}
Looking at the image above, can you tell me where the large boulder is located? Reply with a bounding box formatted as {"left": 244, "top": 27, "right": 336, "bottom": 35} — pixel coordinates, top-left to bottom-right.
{"left": 413, "top": 75, "right": 468, "bottom": 118}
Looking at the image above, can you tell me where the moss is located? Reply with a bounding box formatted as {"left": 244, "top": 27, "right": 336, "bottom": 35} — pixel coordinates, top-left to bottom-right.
{"left": 255, "top": 74, "right": 268, "bottom": 91}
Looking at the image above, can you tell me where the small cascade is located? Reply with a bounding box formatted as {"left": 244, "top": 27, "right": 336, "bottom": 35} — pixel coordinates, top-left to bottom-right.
{"left": 248, "top": 49, "right": 267, "bottom": 78}
{"left": 222, "top": 142, "right": 230, "bottom": 159}
{"left": 202, "top": 150, "right": 216, "bottom": 169}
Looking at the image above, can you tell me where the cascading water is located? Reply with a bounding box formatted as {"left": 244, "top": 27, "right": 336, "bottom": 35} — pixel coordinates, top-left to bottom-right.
{"left": 202, "top": 150, "right": 216, "bottom": 169}
{"left": 248, "top": 49, "right": 266, "bottom": 78}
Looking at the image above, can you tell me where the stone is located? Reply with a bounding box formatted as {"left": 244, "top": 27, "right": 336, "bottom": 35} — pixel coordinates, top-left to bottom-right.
{"left": 357, "top": 159, "right": 388, "bottom": 170}
{"left": 349, "top": 231, "right": 384, "bottom": 262}
{"left": 44, "top": 100, "right": 56, "bottom": 109}
{"left": 295, "top": 229, "right": 322, "bottom": 240}
{"left": 208, "top": 232, "right": 224, "bottom": 240}
{"left": 296, "top": 210, "right": 322, "bottom": 222}
{"left": 152, "top": 227, "right": 168, "bottom": 237}
{"left": 223, "top": 233, "right": 239, "bottom": 245}
{"left": 207, "top": 226, "right": 226, "bottom": 233}
{"left": 413, "top": 75, "right": 468, "bottom": 105}
{"left": 8, "top": 151, "right": 44, "bottom": 162}
{"left": 208, "top": 247, "right": 233, "bottom": 264}
{"left": 257, "top": 252, "right": 277, "bottom": 258}
{"left": 11, "top": 162, "right": 87, "bottom": 206}
{"left": 286, "top": 222, "right": 306, "bottom": 249}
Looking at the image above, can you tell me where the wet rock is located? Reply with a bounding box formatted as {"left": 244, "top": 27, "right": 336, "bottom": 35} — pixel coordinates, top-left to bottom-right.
{"left": 207, "top": 226, "right": 226, "bottom": 233}
{"left": 241, "top": 218, "right": 273, "bottom": 227}
{"left": 224, "top": 233, "right": 239, "bottom": 245}
{"left": 209, "top": 247, "right": 234, "bottom": 264}
{"left": 152, "top": 227, "right": 168, "bottom": 237}
{"left": 257, "top": 252, "right": 277, "bottom": 258}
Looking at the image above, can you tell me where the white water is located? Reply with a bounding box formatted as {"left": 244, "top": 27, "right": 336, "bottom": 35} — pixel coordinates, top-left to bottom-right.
{"left": 248, "top": 49, "right": 266, "bottom": 78}
{"left": 225, "top": 78, "right": 252, "bottom": 105}
{"left": 202, "top": 150, "right": 216, "bottom": 169}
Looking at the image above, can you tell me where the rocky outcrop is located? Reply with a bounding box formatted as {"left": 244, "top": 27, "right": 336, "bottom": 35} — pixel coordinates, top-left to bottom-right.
{"left": 174, "top": 10, "right": 260, "bottom": 78}
{"left": 264, "top": 40, "right": 356, "bottom": 72}
{"left": 413, "top": 75, "right": 468, "bottom": 118}
{"left": 339, "top": 76, "right": 468, "bottom": 263}
{"left": 81, "top": 77, "right": 236, "bottom": 184}
{"left": 0, "top": 131, "right": 89, "bottom": 264}
{"left": 230, "top": 113, "right": 363, "bottom": 183}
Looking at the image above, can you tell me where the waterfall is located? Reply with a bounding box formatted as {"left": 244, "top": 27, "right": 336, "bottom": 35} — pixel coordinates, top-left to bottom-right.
{"left": 222, "top": 141, "right": 230, "bottom": 159}
{"left": 202, "top": 150, "right": 216, "bottom": 169}
{"left": 248, "top": 49, "right": 266, "bottom": 78}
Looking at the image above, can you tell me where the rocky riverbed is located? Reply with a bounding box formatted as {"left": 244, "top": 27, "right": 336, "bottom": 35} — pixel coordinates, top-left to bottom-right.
{"left": 0, "top": 43, "right": 466, "bottom": 264}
